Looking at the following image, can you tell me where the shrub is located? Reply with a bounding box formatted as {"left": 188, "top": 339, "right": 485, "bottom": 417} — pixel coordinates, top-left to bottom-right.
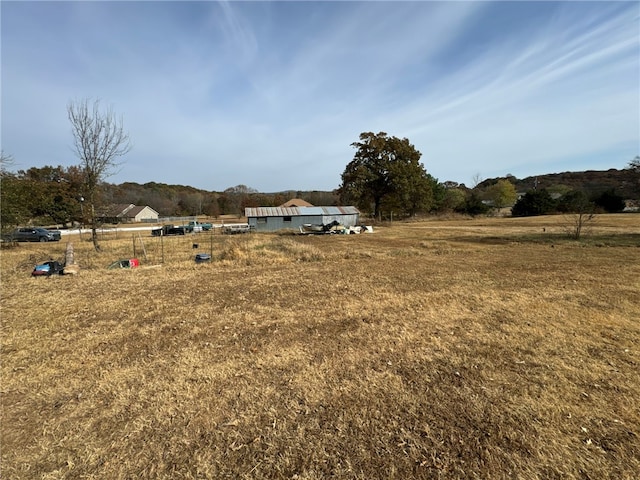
{"left": 594, "top": 189, "right": 626, "bottom": 213}
{"left": 511, "top": 189, "right": 556, "bottom": 216}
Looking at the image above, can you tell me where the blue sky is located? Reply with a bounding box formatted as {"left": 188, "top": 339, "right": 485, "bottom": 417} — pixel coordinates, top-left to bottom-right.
{"left": 2, "top": 1, "right": 639, "bottom": 192}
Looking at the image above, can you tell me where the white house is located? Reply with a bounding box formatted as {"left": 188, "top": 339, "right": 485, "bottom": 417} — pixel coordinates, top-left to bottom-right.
{"left": 100, "top": 204, "right": 159, "bottom": 223}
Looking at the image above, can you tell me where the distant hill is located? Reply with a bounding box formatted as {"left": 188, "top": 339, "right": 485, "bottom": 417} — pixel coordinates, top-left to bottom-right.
{"left": 477, "top": 168, "right": 638, "bottom": 200}
{"left": 103, "top": 181, "right": 339, "bottom": 217}
{"left": 102, "top": 168, "right": 637, "bottom": 218}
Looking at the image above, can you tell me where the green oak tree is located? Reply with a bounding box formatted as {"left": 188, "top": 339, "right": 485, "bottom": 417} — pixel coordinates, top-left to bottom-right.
{"left": 339, "top": 132, "right": 433, "bottom": 218}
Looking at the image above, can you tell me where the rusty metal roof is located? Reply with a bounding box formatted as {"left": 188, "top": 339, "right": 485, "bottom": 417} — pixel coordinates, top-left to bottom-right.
{"left": 245, "top": 206, "right": 359, "bottom": 217}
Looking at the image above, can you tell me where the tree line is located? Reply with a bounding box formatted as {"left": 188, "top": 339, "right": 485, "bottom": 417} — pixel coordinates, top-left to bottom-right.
{"left": 2, "top": 137, "right": 635, "bottom": 234}
{"left": 0, "top": 164, "right": 340, "bottom": 230}
{"left": 338, "top": 132, "right": 637, "bottom": 219}
{"left": 2, "top": 105, "right": 637, "bottom": 243}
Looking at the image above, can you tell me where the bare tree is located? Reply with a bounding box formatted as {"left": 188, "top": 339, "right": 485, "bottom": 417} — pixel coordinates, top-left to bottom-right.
{"left": 561, "top": 191, "right": 596, "bottom": 240}
{"left": 68, "top": 99, "right": 131, "bottom": 250}
{"left": 471, "top": 173, "right": 483, "bottom": 188}
{"left": 566, "top": 210, "right": 596, "bottom": 240}
{"left": 0, "top": 150, "right": 16, "bottom": 173}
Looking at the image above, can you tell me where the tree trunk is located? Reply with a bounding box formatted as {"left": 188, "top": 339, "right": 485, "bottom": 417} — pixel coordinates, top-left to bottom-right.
{"left": 374, "top": 197, "right": 382, "bottom": 220}
{"left": 90, "top": 203, "right": 100, "bottom": 251}
{"left": 62, "top": 242, "right": 80, "bottom": 274}
{"left": 65, "top": 242, "right": 74, "bottom": 265}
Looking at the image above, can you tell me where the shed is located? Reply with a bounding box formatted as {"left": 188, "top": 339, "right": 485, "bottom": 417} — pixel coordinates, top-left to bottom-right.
{"left": 245, "top": 206, "right": 360, "bottom": 232}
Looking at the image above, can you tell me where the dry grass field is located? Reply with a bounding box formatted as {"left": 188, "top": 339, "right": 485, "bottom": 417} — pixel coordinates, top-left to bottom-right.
{"left": 2, "top": 214, "right": 639, "bottom": 479}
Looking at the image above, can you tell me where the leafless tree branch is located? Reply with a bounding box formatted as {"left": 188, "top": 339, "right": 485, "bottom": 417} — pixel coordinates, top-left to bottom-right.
{"left": 68, "top": 98, "right": 131, "bottom": 250}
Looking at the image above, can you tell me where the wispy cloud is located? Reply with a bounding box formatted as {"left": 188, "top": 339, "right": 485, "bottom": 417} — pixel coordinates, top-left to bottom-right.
{"left": 1, "top": 1, "right": 638, "bottom": 191}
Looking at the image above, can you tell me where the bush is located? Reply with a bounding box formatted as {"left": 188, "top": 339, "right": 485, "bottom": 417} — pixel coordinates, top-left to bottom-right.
{"left": 594, "top": 189, "right": 626, "bottom": 213}
{"left": 557, "top": 190, "right": 592, "bottom": 213}
{"left": 457, "top": 192, "right": 490, "bottom": 216}
{"left": 511, "top": 189, "right": 556, "bottom": 216}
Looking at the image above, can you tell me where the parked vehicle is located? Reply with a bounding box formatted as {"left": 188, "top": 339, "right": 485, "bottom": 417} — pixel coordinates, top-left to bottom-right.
{"left": 185, "top": 221, "right": 213, "bottom": 232}
{"left": 12, "top": 227, "right": 61, "bottom": 242}
{"left": 223, "top": 224, "right": 251, "bottom": 234}
{"left": 151, "top": 225, "right": 187, "bottom": 236}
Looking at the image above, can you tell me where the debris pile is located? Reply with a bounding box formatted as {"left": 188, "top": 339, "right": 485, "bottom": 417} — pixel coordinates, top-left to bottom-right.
{"left": 299, "top": 221, "right": 373, "bottom": 235}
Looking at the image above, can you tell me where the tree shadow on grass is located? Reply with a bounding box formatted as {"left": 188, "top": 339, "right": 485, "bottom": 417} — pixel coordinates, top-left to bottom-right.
{"left": 450, "top": 233, "right": 640, "bottom": 247}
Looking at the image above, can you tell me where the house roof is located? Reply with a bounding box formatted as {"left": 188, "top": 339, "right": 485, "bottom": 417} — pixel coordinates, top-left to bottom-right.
{"left": 100, "top": 204, "right": 158, "bottom": 218}
{"left": 124, "top": 206, "right": 155, "bottom": 217}
{"left": 280, "top": 198, "right": 313, "bottom": 208}
{"left": 245, "top": 206, "right": 359, "bottom": 217}
{"left": 100, "top": 204, "right": 134, "bottom": 217}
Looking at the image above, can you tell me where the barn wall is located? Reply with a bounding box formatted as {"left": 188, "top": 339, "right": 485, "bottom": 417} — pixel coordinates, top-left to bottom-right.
{"left": 248, "top": 214, "right": 359, "bottom": 232}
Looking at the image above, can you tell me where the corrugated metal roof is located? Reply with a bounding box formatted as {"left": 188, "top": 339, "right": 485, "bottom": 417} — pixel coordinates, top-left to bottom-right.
{"left": 245, "top": 206, "right": 360, "bottom": 217}
{"left": 316, "top": 206, "right": 360, "bottom": 215}
{"left": 298, "top": 207, "right": 324, "bottom": 215}
{"left": 245, "top": 207, "right": 300, "bottom": 217}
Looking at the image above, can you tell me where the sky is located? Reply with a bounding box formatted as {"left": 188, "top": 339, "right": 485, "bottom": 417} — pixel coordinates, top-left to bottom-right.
{"left": 1, "top": 1, "right": 639, "bottom": 192}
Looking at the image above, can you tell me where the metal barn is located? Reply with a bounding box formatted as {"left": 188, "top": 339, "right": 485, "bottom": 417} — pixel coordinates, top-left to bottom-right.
{"left": 245, "top": 206, "right": 360, "bottom": 232}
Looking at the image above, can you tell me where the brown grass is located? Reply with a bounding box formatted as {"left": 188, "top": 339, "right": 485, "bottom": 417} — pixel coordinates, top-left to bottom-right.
{"left": 2, "top": 214, "right": 639, "bottom": 479}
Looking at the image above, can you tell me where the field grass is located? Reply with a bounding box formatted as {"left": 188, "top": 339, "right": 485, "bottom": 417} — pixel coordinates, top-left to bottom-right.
{"left": 1, "top": 214, "right": 639, "bottom": 479}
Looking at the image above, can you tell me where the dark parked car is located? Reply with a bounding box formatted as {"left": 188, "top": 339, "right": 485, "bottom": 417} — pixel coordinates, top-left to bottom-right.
{"left": 151, "top": 225, "right": 187, "bottom": 236}
{"left": 12, "top": 227, "right": 61, "bottom": 242}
